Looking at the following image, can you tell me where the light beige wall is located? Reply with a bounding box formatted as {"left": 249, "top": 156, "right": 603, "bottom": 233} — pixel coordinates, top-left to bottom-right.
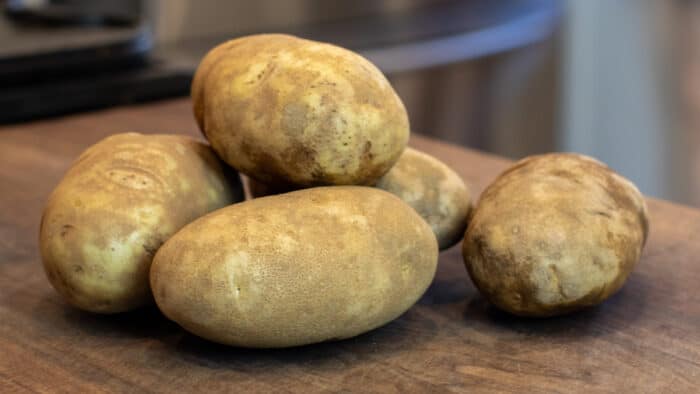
{"left": 561, "top": 0, "right": 683, "bottom": 201}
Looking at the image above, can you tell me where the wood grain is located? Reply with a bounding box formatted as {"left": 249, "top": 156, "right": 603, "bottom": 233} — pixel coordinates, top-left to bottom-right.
{"left": 1, "top": 99, "right": 699, "bottom": 393}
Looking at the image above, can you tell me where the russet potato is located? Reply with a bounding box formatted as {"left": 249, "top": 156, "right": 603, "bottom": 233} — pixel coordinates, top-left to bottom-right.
{"left": 248, "top": 147, "right": 472, "bottom": 250}
{"left": 375, "top": 148, "right": 471, "bottom": 250}
{"left": 150, "top": 186, "right": 438, "bottom": 348}
{"left": 40, "top": 133, "right": 243, "bottom": 313}
{"left": 192, "top": 34, "right": 409, "bottom": 187}
{"left": 463, "top": 153, "right": 648, "bottom": 317}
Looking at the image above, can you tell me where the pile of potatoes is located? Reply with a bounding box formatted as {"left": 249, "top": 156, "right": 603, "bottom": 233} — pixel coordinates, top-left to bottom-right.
{"left": 40, "top": 34, "right": 649, "bottom": 348}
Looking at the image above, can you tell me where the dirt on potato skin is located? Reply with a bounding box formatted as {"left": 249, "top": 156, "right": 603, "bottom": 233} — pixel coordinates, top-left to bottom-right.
{"left": 192, "top": 34, "right": 409, "bottom": 188}
{"left": 462, "top": 153, "right": 648, "bottom": 317}
{"left": 39, "top": 133, "right": 244, "bottom": 313}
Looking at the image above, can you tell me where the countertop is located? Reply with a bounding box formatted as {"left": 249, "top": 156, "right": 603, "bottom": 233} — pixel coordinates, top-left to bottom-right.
{"left": 1, "top": 99, "right": 699, "bottom": 392}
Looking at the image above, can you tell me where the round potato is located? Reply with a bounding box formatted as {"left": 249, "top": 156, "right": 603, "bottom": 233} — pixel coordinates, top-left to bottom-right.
{"left": 462, "top": 153, "right": 648, "bottom": 317}
{"left": 150, "top": 186, "right": 438, "bottom": 348}
{"left": 375, "top": 148, "right": 471, "bottom": 250}
{"left": 192, "top": 34, "right": 409, "bottom": 187}
{"left": 40, "top": 133, "right": 244, "bottom": 313}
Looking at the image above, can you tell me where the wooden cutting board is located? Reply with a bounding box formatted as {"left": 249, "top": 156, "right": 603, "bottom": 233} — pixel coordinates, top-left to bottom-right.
{"left": 1, "top": 99, "right": 698, "bottom": 393}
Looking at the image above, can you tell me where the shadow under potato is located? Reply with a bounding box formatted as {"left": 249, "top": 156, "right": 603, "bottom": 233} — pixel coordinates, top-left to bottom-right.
{"left": 172, "top": 307, "right": 439, "bottom": 370}
{"left": 34, "top": 253, "right": 649, "bottom": 371}
{"left": 29, "top": 294, "right": 177, "bottom": 341}
{"left": 419, "top": 276, "right": 469, "bottom": 306}
{"left": 39, "top": 291, "right": 438, "bottom": 369}
{"left": 419, "top": 245, "right": 472, "bottom": 306}
{"left": 462, "top": 270, "right": 650, "bottom": 339}
{"left": 59, "top": 303, "right": 181, "bottom": 340}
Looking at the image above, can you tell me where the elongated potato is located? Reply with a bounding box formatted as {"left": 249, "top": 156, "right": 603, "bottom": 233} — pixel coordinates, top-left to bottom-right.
{"left": 463, "top": 153, "right": 648, "bottom": 316}
{"left": 192, "top": 34, "right": 409, "bottom": 187}
{"left": 249, "top": 148, "right": 472, "bottom": 250}
{"left": 40, "top": 133, "right": 243, "bottom": 313}
{"left": 151, "top": 186, "right": 438, "bottom": 348}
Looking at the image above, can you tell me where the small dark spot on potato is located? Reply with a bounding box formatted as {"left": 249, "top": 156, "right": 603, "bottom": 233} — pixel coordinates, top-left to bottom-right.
{"left": 591, "top": 256, "right": 605, "bottom": 270}
{"left": 60, "top": 224, "right": 74, "bottom": 238}
{"left": 73, "top": 265, "right": 83, "bottom": 273}
{"left": 587, "top": 209, "right": 612, "bottom": 219}
{"left": 550, "top": 169, "right": 583, "bottom": 184}
{"left": 360, "top": 140, "right": 374, "bottom": 162}
{"left": 142, "top": 238, "right": 164, "bottom": 256}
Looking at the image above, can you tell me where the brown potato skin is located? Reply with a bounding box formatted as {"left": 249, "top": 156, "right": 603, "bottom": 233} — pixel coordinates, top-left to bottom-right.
{"left": 192, "top": 34, "right": 409, "bottom": 187}
{"left": 39, "top": 133, "right": 244, "bottom": 313}
{"left": 462, "top": 153, "right": 649, "bottom": 317}
{"left": 150, "top": 186, "right": 438, "bottom": 348}
{"left": 248, "top": 148, "right": 472, "bottom": 250}
{"left": 375, "top": 148, "right": 471, "bottom": 250}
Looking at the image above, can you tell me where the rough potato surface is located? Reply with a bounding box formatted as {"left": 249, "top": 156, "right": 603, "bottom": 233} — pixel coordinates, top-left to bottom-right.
{"left": 375, "top": 148, "right": 471, "bottom": 250}
{"left": 192, "top": 34, "right": 409, "bottom": 187}
{"left": 463, "top": 153, "right": 648, "bottom": 316}
{"left": 151, "top": 186, "right": 438, "bottom": 348}
{"left": 40, "top": 133, "right": 243, "bottom": 313}
{"left": 248, "top": 148, "right": 471, "bottom": 249}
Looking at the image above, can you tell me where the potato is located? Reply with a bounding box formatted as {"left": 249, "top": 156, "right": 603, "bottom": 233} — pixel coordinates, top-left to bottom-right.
{"left": 248, "top": 148, "right": 471, "bottom": 250}
{"left": 192, "top": 34, "right": 409, "bottom": 187}
{"left": 40, "top": 133, "right": 243, "bottom": 313}
{"left": 375, "top": 148, "right": 471, "bottom": 250}
{"left": 462, "top": 153, "right": 648, "bottom": 317}
{"left": 150, "top": 186, "right": 438, "bottom": 348}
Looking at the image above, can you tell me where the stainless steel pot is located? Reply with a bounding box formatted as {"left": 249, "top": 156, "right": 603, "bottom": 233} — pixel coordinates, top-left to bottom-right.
{"left": 155, "top": 0, "right": 562, "bottom": 156}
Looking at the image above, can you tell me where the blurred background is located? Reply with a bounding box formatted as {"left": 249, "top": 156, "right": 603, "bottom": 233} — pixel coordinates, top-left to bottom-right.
{"left": 0, "top": 0, "right": 696, "bottom": 205}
